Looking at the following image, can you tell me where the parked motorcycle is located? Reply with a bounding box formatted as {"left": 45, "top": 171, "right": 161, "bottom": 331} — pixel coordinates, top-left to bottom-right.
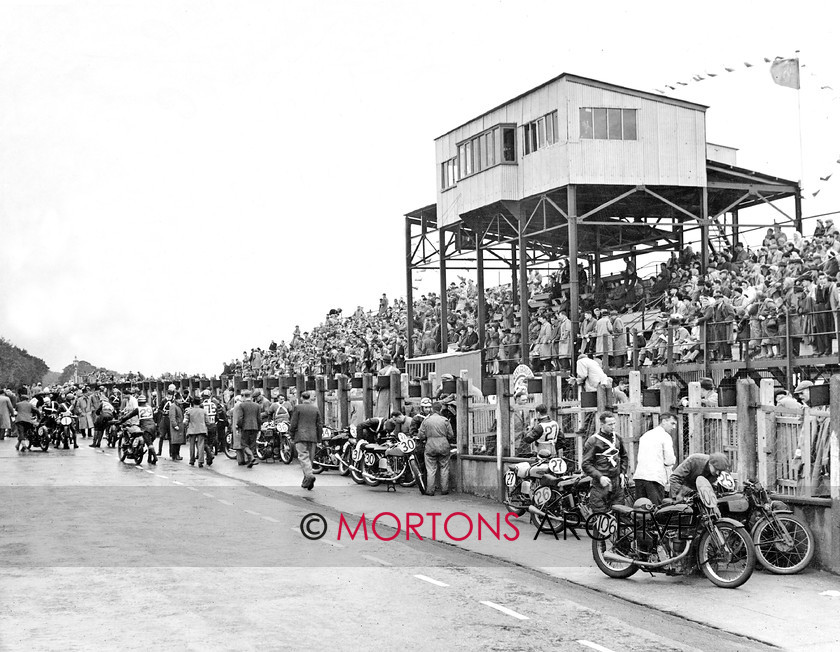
{"left": 350, "top": 432, "right": 420, "bottom": 490}
{"left": 106, "top": 423, "right": 119, "bottom": 448}
{"left": 716, "top": 477, "right": 815, "bottom": 574}
{"left": 592, "top": 477, "right": 756, "bottom": 589}
{"left": 117, "top": 425, "right": 146, "bottom": 465}
{"left": 29, "top": 422, "right": 52, "bottom": 451}
{"left": 255, "top": 421, "right": 295, "bottom": 463}
{"left": 504, "top": 454, "right": 592, "bottom": 533}
{"left": 313, "top": 427, "right": 353, "bottom": 475}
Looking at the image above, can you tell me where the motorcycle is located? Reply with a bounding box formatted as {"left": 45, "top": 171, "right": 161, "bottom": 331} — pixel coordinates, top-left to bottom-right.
{"left": 504, "top": 453, "right": 592, "bottom": 534}
{"left": 117, "top": 425, "right": 146, "bottom": 465}
{"left": 27, "top": 422, "right": 51, "bottom": 451}
{"left": 591, "top": 477, "right": 756, "bottom": 589}
{"left": 716, "top": 478, "right": 815, "bottom": 574}
{"left": 255, "top": 421, "right": 295, "bottom": 463}
{"left": 312, "top": 427, "right": 353, "bottom": 475}
{"left": 57, "top": 412, "right": 78, "bottom": 449}
{"left": 106, "top": 422, "right": 119, "bottom": 448}
{"left": 350, "top": 432, "right": 421, "bottom": 490}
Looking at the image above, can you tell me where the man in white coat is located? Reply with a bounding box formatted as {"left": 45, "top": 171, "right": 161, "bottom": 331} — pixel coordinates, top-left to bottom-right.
{"left": 633, "top": 412, "right": 678, "bottom": 505}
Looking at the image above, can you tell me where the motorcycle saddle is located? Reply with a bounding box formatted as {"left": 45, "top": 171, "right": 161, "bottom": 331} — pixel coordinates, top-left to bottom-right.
{"left": 366, "top": 444, "right": 388, "bottom": 452}
{"left": 611, "top": 504, "right": 652, "bottom": 515}
{"left": 385, "top": 448, "right": 404, "bottom": 457}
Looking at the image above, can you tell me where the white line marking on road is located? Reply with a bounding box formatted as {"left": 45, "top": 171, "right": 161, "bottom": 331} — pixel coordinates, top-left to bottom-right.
{"left": 262, "top": 516, "right": 279, "bottom": 523}
{"left": 155, "top": 475, "right": 168, "bottom": 479}
{"left": 217, "top": 499, "right": 233, "bottom": 506}
{"left": 480, "top": 601, "right": 528, "bottom": 620}
{"left": 243, "top": 510, "right": 261, "bottom": 516}
{"left": 172, "top": 481, "right": 184, "bottom": 485}
{"left": 144, "top": 470, "right": 155, "bottom": 474}
{"left": 361, "top": 555, "right": 393, "bottom": 566}
{"left": 414, "top": 575, "right": 449, "bottom": 587}
{"left": 577, "top": 641, "right": 615, "bottom": 652}
{"left": 186, "top": 487, "right": 198, "bottom": 491}
{"left": 820, "top": 590, "right": 840, "bottom": 597}
{"left": 202, "top": 493, "right": 215, "bottom": 498}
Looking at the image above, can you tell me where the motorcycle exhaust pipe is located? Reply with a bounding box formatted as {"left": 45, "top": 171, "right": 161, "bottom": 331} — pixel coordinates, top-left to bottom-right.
{"left": 602, "top": 543, "right": 692, "bottom": 569}
{"left": 360, "top": 466, "right": 406, "bottom": 483}
{"left": 527, "top": 505, "right": 566, "bottom": 524}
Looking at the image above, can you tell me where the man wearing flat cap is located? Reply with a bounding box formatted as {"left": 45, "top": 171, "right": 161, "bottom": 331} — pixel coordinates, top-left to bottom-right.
{"left": 669, "top": 452, "right": 730, "bottom": 499}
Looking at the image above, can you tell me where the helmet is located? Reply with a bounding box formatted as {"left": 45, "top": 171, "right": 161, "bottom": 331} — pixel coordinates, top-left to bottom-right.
{"left": 633, "top": 497, "right": 654, "bottom": 512}
{"left": 137, "top": 395, "right": 147, "bottom": 404}
{"left": 420, "top": 397, "right": 432, "bottom": 407}
{"left": 201, "top": 389, "right": 211, "bottom": 397}
{"left": 168, "top": 384, "right": 177, "bottom": 392}
{"left": 715, "top": 471, "right": 735, "bottom": 492}
{"left": 253, "top": 389, "right": 262, "bottom": 398}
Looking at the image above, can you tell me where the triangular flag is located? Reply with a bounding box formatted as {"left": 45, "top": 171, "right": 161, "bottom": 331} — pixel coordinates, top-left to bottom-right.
{"left": 707, "top": 72, "right": 717, "bottom": 77}
{"left": 677, "top": 81, "right": 688, "bottom": 86}
{"left": 820, "top": 174, "right": 833, "bottom": 181}
{"left": 770, "top": 58, "right": 800, "bottom": 89}
{"left": 812, "top": 190, "right": 821, "bottom": 197}
{"left": 821, "top": 86, "right": 834, "bottom": 90}
{"left": 725, "top": 67, "right": 735, "bottom": 72}
{"left": 744, "top": 62, "right": 753, "bottom": 67}
{"left": 764, "top": 57, "right": 772, "bottom": 63}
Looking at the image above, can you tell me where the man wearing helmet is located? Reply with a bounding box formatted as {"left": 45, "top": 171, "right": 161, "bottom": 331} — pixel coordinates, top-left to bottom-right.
{"left": 523, "top": 403, "right": 560, "bottom": 457}
{"left": 201, "top": 389, "right": 224, "bottom": 465}
{"left": 582, "top": 411, "right": 628, "bottom": 513}
{"left": 669, "top": 452, "right": 730, "bottom": 499}
{"left": 409, "top": 398, "right": 433, "bottom": 437}
{"left": 115, "top": 394, "right": 158, "bottom": 464}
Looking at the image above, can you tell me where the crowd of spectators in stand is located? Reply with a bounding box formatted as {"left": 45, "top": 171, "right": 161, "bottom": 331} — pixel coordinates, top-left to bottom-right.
{"left": 221, "top": 218, "right": 839, "bottom": 382}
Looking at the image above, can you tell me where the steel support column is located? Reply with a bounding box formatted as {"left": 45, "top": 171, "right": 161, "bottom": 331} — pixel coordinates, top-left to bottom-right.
{"left": 700, "top": 187, "right": 709, "bottom": 273}
{"left": 511, "top": 243, "right": 518, "bottom": 308}
{"left": 732, "top": 209, "right": 739, "bottom": 248}
{"left": 568, "top": 185, "right": 580, "bottom": 359}
{"left": 476, "top": 234, "right": 486, "bottom": 377}
{"left": 439, "top": 227, "right": 448, "bottom": 353}
{"left": 795, "top": 191, "right": 803, "bottom": 235}
{"left": 518, "top": 210, "right": 530, "bottom": 365}
{"left": 405, "top": 218, "right": 415, "bottom": 359}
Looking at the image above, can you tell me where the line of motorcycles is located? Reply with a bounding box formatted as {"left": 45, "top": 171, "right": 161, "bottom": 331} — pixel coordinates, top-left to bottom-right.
{"left": 20, "top": 412, "right": 80, "bottom": 451}
{"left": 235, "top": 422, "right": 432, "bottom": 494}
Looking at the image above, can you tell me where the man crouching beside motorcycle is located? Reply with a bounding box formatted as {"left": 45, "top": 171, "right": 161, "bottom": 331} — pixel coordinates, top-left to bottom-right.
{"left": 582, "top": 411, "right": 628, "bottom": 512}
{"left": 669, "top": 452, "right": 730, "bottom": 500}
{"left": 114, "top": 393, "right": 158, "bottom": 464}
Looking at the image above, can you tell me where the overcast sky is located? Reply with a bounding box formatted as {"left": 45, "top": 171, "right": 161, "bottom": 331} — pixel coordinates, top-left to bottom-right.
{"left": 1, "top": 0, "right": 837, "bottom": 376}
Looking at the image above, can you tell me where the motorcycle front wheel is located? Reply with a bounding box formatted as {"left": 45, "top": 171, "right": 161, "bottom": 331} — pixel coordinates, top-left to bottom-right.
{"left": 409, "top": 458, "right": 427, "bottom": 495}
{"left": 311, "top": 447, "right": 328, "bottom": 474}
{"left": 223, "top": 433, "right": 237, "bottom": 460}
{"left": 698, "top": 522, "right": 755, "bottom": 589}
{"left": 38, "top": 427, "right": 50, "bottom": 452}
{"left": 337, "top": 448, "right": 352, "bottom": 476}
{"left": 279, "top": 437, "right": 294, "bottom": 464}
{"left": 591, "top": 524, "right": 638, "bottom": 579}
{"left": 134, "top": 448, "right": 144, "bottom": 465}
{"left": 396, "top": 457, "right": 416, "bottom": 488}
{"left": 752, "top": 514, "right": 815, "bottom": 574}
{"left": 363, "top": 463, "right": 382, "bottom": 487}
{"left": 119, "top": 443, "right": 128, "bottom": 462}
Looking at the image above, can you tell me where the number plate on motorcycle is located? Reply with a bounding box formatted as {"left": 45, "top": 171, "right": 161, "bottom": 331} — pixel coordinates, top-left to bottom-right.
{"left": 364, "top": 452, "right": 377, "bottom": 466}
{"left": 397, "top": 433, "right": 409, "bottom": 442}
{"left": 548, "top": 458, "right": 567, "bottom": 475}
{"left": 504, "top": 470, "right": 516, "bottom": 487}
{"left": 534, "top": 486, "right": 552, "bottom": 506}
{"left": 397, "top": 439, "right": 416, "bottom": 453}
{"left": 351, "top": 449, "right": 363, "bottom": 461}
{"left": 322, "top": 428, "right": 332, "bottom": 440}
{"left": 278, "top": 422, "right": 289, "bottom": 433}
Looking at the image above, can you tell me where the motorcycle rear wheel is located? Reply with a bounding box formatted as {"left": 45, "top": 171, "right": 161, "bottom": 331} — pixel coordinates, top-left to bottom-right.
{"left": 591, "top": 527, "right": 638, "bottom": 579}
{"left": 119, "top": 442, "right": 128, "bottom": 462}
{"left": 752, "top": 514, "right": 814, "bottom": 575}
{"left": 134, "top": 448, "right": 145, "bottom": 465}
{"left": 363, "top": 464, "right": 382, "bottom": 487}
{"left": 279, "top": 437, "right": 294, "bottom": 464}
{"left": 698, "top": 522, "right": 755, "bottom": 589}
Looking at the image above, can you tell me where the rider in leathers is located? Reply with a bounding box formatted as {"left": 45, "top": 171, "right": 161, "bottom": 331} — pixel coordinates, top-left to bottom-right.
{"left": 582, "top": 411, "right": 628, "bottom": 512}
{"left": 116, "top": 394, "right": 158, "bottom": 464}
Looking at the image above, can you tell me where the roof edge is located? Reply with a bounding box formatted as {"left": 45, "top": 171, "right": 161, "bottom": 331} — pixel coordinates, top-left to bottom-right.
{"left": 436, "top": 72, "right": 708, "bottom": 141}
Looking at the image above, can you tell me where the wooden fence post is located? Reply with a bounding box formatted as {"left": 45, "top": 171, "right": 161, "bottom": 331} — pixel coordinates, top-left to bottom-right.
{"left": 420, "top": 380, "right": 432, "bottom": 399}
{"left": 830, "top": 376, "right": 840, "bottom": 500}
{"left": 337, "top": 375, "right": 350, "bottom": 429}
{"left": 362, "top": 373, "right": 373, "bottom": 420}
{"left": 390, "top": 370, "right": 403, "bottom": 415}
{"left": 757, "top": 378, "right": 776, "bottom": 488}
{"left": 315, "top": 376, "right": 326, "bottom": 422}
{"left": 295, "top": 374, "right": 305, "bottom": 406}
{"left": 736, "top": 379, "right": 758, "bottom": 483}
{"left": 660, "top": 380, "right": 680, "bottom": 457}
{"left": 495, "top": 376, "right": 511, "bottom": 501}
{"left": 456, "top": 377, "right": 470, "bottom": 493}
{"left": 687, "top": 381, "right": 702, "bottom": 454}
{"left": 543, "top": 371, "right": 558, "bottom": 420}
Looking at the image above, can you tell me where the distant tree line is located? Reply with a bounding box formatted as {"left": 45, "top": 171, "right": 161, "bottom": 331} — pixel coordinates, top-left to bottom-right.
{"left": 0, "top": 337, "right": 49, "bottom": 389}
